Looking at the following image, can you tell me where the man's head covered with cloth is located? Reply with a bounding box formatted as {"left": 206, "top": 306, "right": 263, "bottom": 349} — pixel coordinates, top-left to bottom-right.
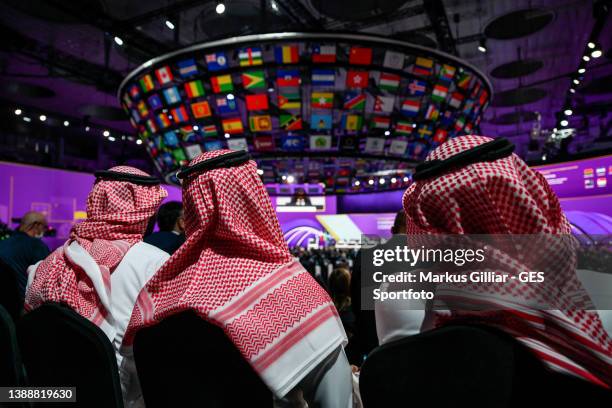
{"left": 125, "top": 150, "right": 346, "bottom": 398}
{"left": 403, "top": 135, "right": 612, "bottom": 388}
{"left": 25, "top": 166, "right": 167, "bottom": 325}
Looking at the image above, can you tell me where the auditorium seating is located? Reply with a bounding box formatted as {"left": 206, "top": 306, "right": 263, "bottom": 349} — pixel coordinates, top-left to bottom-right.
{"left": 359, "top": 324, "right": 612, "bottom": 407}
{"left": 133, "top": 311, "right": 273, "bottom": 408}
{"left": 0, "top": 304, "right": 25, "bottom": 388}
{"left": 0, "top": 259, "right": 22, "bottom": 321}
{"left": 17, "top": 302, "right": 124, "bottom": 408}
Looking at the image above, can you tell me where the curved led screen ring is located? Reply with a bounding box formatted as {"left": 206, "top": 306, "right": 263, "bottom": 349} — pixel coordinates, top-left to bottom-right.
{"left": 118, "top": 32, "right": 492, "bottom": 193}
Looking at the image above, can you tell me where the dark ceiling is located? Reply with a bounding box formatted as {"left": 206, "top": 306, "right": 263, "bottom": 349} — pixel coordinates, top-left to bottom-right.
{"left": 0, "top": 0, "right": 610, "bottom": 172}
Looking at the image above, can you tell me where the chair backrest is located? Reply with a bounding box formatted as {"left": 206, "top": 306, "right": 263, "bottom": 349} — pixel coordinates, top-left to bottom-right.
{"left": 0, "top": 304, "right": 25, "bottom": 387}
{"left": 133, "top": 311, "right": 273, "bottom": 408}
{"left": 0, "top": 259, "right": 22, "bottom": 321}
{"left": 17, "top": 303, "right": 124, "bottom": 408}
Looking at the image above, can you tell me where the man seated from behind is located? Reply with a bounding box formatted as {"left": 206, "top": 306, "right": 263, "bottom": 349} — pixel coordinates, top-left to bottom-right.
{"left": 144, "top": 201, "right": 186, "bottom": 255}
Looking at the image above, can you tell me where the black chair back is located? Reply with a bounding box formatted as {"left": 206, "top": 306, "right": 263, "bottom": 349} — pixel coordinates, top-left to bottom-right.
{"left": 359, "top": 324, "right": 611, "bottom": 407}
{"left": 133, "top": 311, "right": 272, "bottom": 408}
{"left": 0, "top": 259, "right": 22, "bottom": 321}
{"left": 17, "top": 303, "right": 124, "bottom": 408}
{"left": 0, "top": 304, "right": 25, "bottom": 387}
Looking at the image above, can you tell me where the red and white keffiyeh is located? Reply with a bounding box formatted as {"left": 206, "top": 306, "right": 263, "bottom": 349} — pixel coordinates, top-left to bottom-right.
{"left": 403, "top": 135, "right": 612, "bottom": 388}
{"left": 25, "top": 166, "right": 167, "bottom": 327}
{"left": 124, "top": 150, "right": 346, "bottom": 397}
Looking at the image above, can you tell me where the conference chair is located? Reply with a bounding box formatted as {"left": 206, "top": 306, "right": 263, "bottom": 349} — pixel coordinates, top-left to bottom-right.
{"left": 0, "top": 304, "right": 26, "bottom": 387}
{"left": 133, "top": 311, "right": 273, "bottom": 407}
{"left": 0, "top": 259, "right": 22, "bottom": 321}
{"left": 17, "top": 302, "right": 124, "bottom": 408}
{"left": 359, "top": 324, "right": 612, "bottom": 407}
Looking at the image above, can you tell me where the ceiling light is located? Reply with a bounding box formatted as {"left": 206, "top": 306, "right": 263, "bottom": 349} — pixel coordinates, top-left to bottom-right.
{"left": 403, "top": 176, "right": 409, "bottom": 182}
{"left": 391, "top": 177, "right": 397, "bottom": 183}
{"left": 227, "top": 93, "right": 234, "bottom": 100}
{"left": 103, "top": 130, "right": 110, "bottom": 137}
{"left": 582, "top": 55, "right": 590, "bottom": 62}
{"left": 136, "top": 139, "right": 143, "bottom": 145}
{"left": 192, "top": 125, "right": 199, "bottom": 131}
{"left": 477, "top": 38, "right": 487, "bottom": 53}
{"left": 257, "top": 169, "right": 264, "bottom": 175}
{"left": 271, "top": 1, "right": 279, "bottom": 12}
{"left": 573, "top": 79, "right": 579, "bottom": 85}
{"left": 224, "top": 133, "right": 230, "bottom": 138}
{"left": 587, "top": 42, "right": 595, "bottom": 49}
{"left": 591, "top": 49, "right": 602, "bottom": 58}
{"left": 578, "top": 68, "right": 585, "bottom": 74}
{"left": 165, "top": 20, "right": 175, "bottom": 30}
{"left": 215, "top": 2, "right": 226, "bottom": 14}
{"left": 23, "top": 117, "right": 31, "bottom": 122}
{"left": 379, "top": 178, "right": 385, "bottom": 185}
{"left": 354, "top": 180, "right": 360, "bottom": 186}
{"left": 560, "top": 119, "right": 569, "bottom": 127}
{"left": 39, "top": 114, "right": 46, "bottom": 121}
{"left": 85, "top": 126, "right": 90, "bottom": 132}
{"left": 63, "top": 120, "right": 69, "bottom": 126}
{"left": 368, "top": 179, "right": 374, "bottom": 185}
{"left": 14, "top": 109, "right": 22, "bottom": 115}
{"left": 114, "top": 36, "right": 124, "bottom": 46}
{"left": 541, "top": 154, "right": 547, "bottom": 161}
{"left": 281, "top": 175, "right": 287, "bottom": 180}
{"left": 108, "top": 136, "right": 116, "bottom": 142}
{"left": 569, "top": 88, "right": 576, "bottom": 94}
{"left": 564, "top": 109, "right": 573, "bottom": 116}
{"left": 384, "top": 130, "right": 390, "bottom": 136}
{"left": 286, "top": 175, "right": 295, "bottom": 183}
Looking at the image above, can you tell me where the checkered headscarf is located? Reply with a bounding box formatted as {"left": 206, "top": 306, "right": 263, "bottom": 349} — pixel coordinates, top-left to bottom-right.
{"left": 25, "top": 166, "right": 167, "bottom": 326}
{"left": 125, "top": 150, "right": 346, "bottom": 397}
{"left": 403, "top": 135, "right": 612, "bottom": 387}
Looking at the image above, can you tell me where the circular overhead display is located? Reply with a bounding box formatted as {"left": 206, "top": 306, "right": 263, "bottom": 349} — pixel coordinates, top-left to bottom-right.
{"left": 392, "top": 31, "right": 438, "bottom": 49}
{"left": 312, "top": 0, "right": 408, "bottom": 21}
{"left": 118, "top": 33, "right": 491, "bottom": 193}
{"left": 79, "top": 105, "right": 126, "bottom": 121}
{"left": 3, "top": 0, "right": 104, "bottom": 23}
{"left": 490, "top": 59, "right": 543, "bottom": 79}
{"left": 484, "top": 9, "right": 554, "bottom": 40}
{"left": 6, "top": 82, "right": 55, "bottom": 98}
{"left": 491, "top": 87, "right": 547, "bottom": 107}
{"left": 487, "top": 111, "right": 538, "bottom": 125}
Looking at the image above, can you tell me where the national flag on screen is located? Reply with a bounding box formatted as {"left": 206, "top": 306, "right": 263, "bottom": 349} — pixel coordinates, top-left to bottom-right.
{"left": 275, "top": 45, "right": 299, "bottom": 64}
{"left": 401, "top": 99, "right": 420, "bottom": 117}
{"left": 464, "top": 122, "right": 474, "bottom": 134}
{"left": 349, "top": 46, "right": 372, "bottom": 65}
{"left": 449, "top": 92, "right": 464, "bottom": 108}
{"left": 171, "top": 105, "right": 189, "bottom": 123}
{"left": 155, "top": 66, "right": 174, "bottom": 84}
{"left": 370, "top": 116, "right": 390, "bottom": 129}
{"left": 431, "top": 84, "right": 449, "bottom": 103}
{"left": 206, "top": 52, "right": 228, "bottom": 71}
{"left": 374, "top": 96, "right": 395, "bottom": 114}
{"left": 416, "top": 125, "right": 433, "bottom": 140}
{"left": 191, "top": 100, "right": 212, "bottom": 118}
{"left": 278, "top": 92, "right": 301, "bottom": 110}
{"left": 364, "top": 137, "right": 384, "bottom": 153}
{"left": 279, "top": 114, "right": 303, "bottom": 130}
{"left": 277, "top": 69, "right": 300, "bottom": 87}
{"left": 242, "top": 70, "right": 265, "bottom": 89}
{"left": 312, "top": 45, "right": 336, "bottom": 63}
{"left": 139, "top": 74, "right": 155, "bottom": 92}
{"left": 395, "top": 121, "right": 413, "bottom": 135}
{"left": 146, "top": 118, "right": 158, "bottom": 133}
{"left": 254, "top": 136, "right": 275, "bottom": 151}
{"left": 379, "top": 73, "right": 400, "bottom": 91}
{"left": 346, "top": 70, "right": 368, "bottom": 88}
{"left": 433, "top": 129, "right": 449, "bottom": 144}
{"left": 128, "top": 85, "right": 140, "bottom": 99}
{"left": 202, "top": 124, "right": 217, "bottom": 137}
{"left": 425, "top": 104, "right": 439, "bottom": 120}
{"left": 439, "top": 64, "right": 456, "bottom": 82}
{"left": 147, "top": 94, "right": 163, "bottom": 110}
{"left": 478, "top": 89, "right": 489, "bottom": 106}
{"left": 462, "top": 99, "right": 475, "bottom": 116}
{"left": 411, "top": 57, "right": 433, "bottom": 76}
{"left": 311, "top": 114, "right": 332, "bottom": 130}
{"left": 177, "top": 58, "right": 198, "bottom": 78}
{"left": 215, "top": 95, "right": 237, "bottom": 114}
{"left": 136, "top": 101, "right": 148, "bottom": 117}
{"left": 454, "top": 116, "right": 466, "bottom": 132}
{"left": 222, "top": 117, "right": 244, "bottom": 134}
{"left": 343, "top": 92, "right": 365, "bottom": 110}
{"left": 281, "top": 135, "right": 305, "bottom": 151}
{"left": 249, "top": 115, "right": 272, "bottom": 132}
{"left": 471, "top": 80, "right": 482, "bottom": 98}
{"left": 440, "top": 110, "right": 454, "bottom": 127}
{"left": 245, "top": 94, "right": 269, "bottom": 111}
{"left": 457, "top": 72, "right": 473, "bottom": 90}
{"left": 238, "top": 47, "right": 263, "bottom": 66}
{"left": 383, "top": 50, "right": 404, "bottom": 69}
{"left": 389, "top": 139, "right": 408, "bottom": 156}
{"left": 407, "top": 79, "right": 426, "bottom": 96}
{"left": 163, "top": 86, "right": 181, "bottom": 104}
{"left": 227, "top": 138, "right": 249, "bottom": 152}
{"left": 184, "top": 144, "right": 203, "bottom": 159}
{"left": 312, "top": 69, "right": 335, "bottom": 86}
{"left": 309, "top": 135, "right": 332, "bottom": 150}
{"left": 210, "top": 75, "right": 233, "bottom": 93}
{"left": 204, "top": 140, "right": 223, "bottom": 151}
{"left": 130, "top": 110, "right": 141, "bottom": 123}
{"left": 311, "top": 92, "right": 333, "bottom": 109}
{"left": 184, "top": 80, "right": 205, "bottom": 98}
{"left": 341, "top": 114, "right": 363, "bottom": 131}
{"left": 157, "top": 112, "right": 171, "bottom": 128}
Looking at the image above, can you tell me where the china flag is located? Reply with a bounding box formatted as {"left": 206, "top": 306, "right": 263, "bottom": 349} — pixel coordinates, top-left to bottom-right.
{"left": 346, "top": 70, "right": 368, "bottom": 88}
{"left": 349, "top": 47, "right": 372, "bottom": 65}
{"left": 245, "top": 94, "right": 269, "bottom": 111}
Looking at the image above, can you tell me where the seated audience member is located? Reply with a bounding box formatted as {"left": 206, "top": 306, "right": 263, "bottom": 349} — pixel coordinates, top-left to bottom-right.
{"left": 329, "top": 267, "right": 356, "bottom": 338}
{"left": 144, "top": 201, "right": 186, "bottom": 255}
{"left": 0, "top": 211, "right": 50, "bottom": 299}
{"left": 124, "top": 150, "right": 352, "bottom": 407}
{"left": 24, "top": 166, "right": 169, "bottom": 406}
{"left": 375, "top": 135, "right": 612, "bottom": 388}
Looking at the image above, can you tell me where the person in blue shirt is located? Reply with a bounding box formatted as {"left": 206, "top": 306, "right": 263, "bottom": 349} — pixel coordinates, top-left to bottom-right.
{"left": 144, "top": 201, "right": 185, "bottom": 255}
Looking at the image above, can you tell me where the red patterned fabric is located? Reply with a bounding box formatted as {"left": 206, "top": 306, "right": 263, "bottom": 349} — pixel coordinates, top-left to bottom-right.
{"left": 125, "top": 150, "right": 345, "bottom": 397}
{"left": 25, "top": 166, "right": 167, "bottom": 325}
{"left": 403, "top": 135, "right": 612, "bottom": 387}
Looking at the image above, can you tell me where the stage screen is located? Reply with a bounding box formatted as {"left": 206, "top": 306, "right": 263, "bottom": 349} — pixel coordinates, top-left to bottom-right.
{"left": 535, "top": 155, "right": 612, "bottom": 198}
